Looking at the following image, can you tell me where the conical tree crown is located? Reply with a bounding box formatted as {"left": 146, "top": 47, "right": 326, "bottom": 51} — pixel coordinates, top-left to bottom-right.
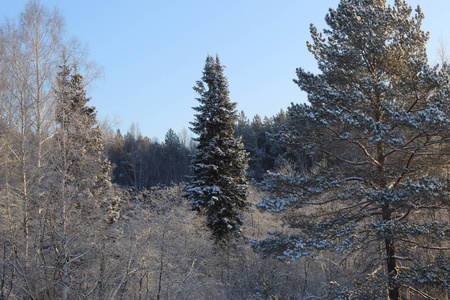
{"left": 53, "top": 62, "right": 113, "bottom": 205}
{"left": 184, "top": 55, "right": 249, "bottom": 242}
{"left": 191, "top": 55, "right": 238, "bottom": 141}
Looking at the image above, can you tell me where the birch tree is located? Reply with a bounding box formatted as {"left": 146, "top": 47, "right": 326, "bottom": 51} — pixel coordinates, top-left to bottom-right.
{"left": 0, "top": 3, "right": 67, "bottom": 296}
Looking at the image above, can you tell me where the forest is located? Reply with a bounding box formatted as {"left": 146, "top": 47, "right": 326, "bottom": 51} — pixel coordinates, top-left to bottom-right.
{"left": 0, "top": 0, "right": 449, "bottom": 299}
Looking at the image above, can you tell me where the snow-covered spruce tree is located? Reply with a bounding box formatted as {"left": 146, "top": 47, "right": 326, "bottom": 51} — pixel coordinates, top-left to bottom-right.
{"left": 40, "top": 62, "right": 118, "bottom": 299}
{"left": 254, "top": 1, "right": 449, "bottom": 299}
{"left": 184, "top": 55, "right": 249, "bottom": 243}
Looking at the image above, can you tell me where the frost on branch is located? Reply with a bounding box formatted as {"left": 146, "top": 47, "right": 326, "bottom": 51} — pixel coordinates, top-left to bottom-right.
{"left": 253, "top": 0, "right": 449, "bottom": 298}
{"left": 183, "top": 55, "right": 249, "bottom": 243}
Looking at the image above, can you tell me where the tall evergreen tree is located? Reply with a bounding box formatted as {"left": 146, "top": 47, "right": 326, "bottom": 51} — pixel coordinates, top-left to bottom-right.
{"left": 53, "top": 63, "right": 112, "bottom": 203}
{"left": 184, "top": 55, "right": 249, "bottom": 242}
{"left": 255, "top": 1, "right": 449, "bottom": 299}
{"left": 40, "top": 62, "right": 117, "bottom": 299}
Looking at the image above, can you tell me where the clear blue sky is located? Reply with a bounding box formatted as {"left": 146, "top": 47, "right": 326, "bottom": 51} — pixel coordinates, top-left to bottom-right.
{"left": 3, "top": 0, "right": 449, "bottom": 141}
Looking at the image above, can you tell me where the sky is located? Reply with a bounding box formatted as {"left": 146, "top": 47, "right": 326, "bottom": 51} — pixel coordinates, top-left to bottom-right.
{"left": 2, "top": 0, "right": 450, "bottom": 141}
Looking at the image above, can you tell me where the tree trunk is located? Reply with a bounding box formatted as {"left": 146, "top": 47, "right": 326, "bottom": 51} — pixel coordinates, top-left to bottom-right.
{"left": 384, "top": 206, "right": 400, "bottom": 300}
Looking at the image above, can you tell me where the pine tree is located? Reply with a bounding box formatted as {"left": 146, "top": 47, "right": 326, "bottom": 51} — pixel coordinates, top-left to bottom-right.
{"left": 184, "top": 55, "right": 249, "bottom": 242}
{"left": 254, "top": 1, "right": 449, "bottom": 299}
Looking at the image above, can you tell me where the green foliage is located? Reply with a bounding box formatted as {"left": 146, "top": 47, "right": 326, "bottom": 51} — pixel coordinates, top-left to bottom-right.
{"left": 184, "top": 55, "right": 249, "bottom": 242}
{"left": 235, "top": 110, "right": 302, "bottom": 180}
{"left": 254, "top": 0, "right": 450, "bottom": 299}
{"left": 106, "top": 127, "right": 191, "bottom": 189}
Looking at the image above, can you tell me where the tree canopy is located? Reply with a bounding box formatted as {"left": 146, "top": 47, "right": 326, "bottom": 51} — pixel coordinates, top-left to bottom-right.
{"left": 255, "top": 0, "right": 449, "bottom": 299}
{"left": 184, "top": 55, "right": 249, "bottom": 242}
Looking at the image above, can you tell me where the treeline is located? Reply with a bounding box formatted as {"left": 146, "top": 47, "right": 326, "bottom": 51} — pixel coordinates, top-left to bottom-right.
{"left": 1, "top": 0, "right": 449, "bottom": 299}
{"left": 105, "top": 127, "right": 192, "bottom": 189}
{"left": 104, "top": 109, "right": 306, "bottom": 190}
